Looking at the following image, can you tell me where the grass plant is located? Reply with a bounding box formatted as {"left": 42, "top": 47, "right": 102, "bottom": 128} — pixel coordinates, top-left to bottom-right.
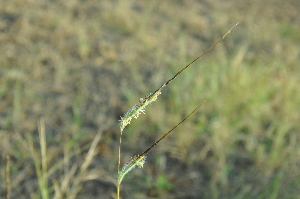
{"left": 117, "top": 23, "right": 239, "bottom": 198}
{"left": 16, "top": 119, "right": 104, "bottom": 199}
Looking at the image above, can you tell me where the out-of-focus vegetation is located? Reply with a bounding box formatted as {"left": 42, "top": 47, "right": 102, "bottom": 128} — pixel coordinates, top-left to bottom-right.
{"left": 0, "top": 0, "right": 299, "bottom": 198}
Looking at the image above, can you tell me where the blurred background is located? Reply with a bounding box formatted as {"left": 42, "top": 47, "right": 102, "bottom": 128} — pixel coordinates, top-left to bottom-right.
{"left": 0, "top": 0, "right": 299, "bottom": 198}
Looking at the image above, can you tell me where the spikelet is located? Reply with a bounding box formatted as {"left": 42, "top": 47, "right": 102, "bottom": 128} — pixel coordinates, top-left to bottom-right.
{"left": 118, "top": 155, "right": 147, "bottom": 184}
{"left": 120, "top": 90, "right": 162, "bottom": 131}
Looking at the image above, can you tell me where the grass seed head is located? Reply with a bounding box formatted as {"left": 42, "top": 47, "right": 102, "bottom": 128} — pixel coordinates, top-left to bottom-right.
{"left": 120, "top": 90, "right": 161, "bottom": 131}
{"left": 118, "top": 155, "right": 147, "bottom": 184}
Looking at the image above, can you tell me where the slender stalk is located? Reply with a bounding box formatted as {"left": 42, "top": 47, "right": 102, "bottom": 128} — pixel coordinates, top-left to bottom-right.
{"left": 136, "top": 101, "right": 205, "bottom": 162}
{"left": 6, "top": 155, "right": 11, "bottom": 199}
{"left": 148, "top": 22, "right": 240, "bottom": 101}
{"left": 117, "top": 130, "right": 123, "bottom": 199}
{"left": 38, "top": 118, "right": 49, "bottom": 199}
{"left": 118, "top": 131, "right": 123, "bottom": 174}
{"left": 117, "top": 182, "right": 121, "bottom": 199}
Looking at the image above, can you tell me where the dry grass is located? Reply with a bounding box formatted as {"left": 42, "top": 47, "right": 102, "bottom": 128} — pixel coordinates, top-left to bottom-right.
{"left": 0, "top": 0, "right": 299, "bottom": 198}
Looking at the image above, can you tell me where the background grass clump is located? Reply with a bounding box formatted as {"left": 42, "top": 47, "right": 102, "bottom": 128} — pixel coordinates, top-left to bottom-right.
{"left": 0, "top": 0, "right": 300, "bottom": 198}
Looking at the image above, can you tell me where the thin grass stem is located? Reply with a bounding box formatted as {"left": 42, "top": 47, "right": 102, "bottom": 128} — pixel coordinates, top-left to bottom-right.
{"left": 140, "top": 101, "right": 206, "bottom": 157}
{"left": 148, "top": 22, "right": 239, "bottom": 100}
{"left": 38, "top": 118, "right": 49, "bottom": 199}
{"left": 6, "top": 155, "right": 11, "bottom": 199}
